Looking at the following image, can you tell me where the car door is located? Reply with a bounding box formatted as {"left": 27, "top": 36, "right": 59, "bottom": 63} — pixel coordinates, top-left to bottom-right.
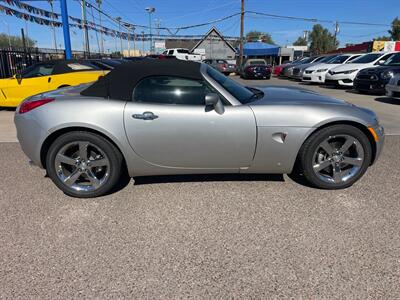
{"left": 124, "top": 75, "right": 257, "bottom": 169}
{"left": 2, "top": 63, "right": 54, "bottom": 106}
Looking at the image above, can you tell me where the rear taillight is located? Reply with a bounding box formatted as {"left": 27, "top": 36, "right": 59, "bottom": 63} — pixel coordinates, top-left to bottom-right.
{"left": 19, "top": 98, "right": 54, "bottom": 114}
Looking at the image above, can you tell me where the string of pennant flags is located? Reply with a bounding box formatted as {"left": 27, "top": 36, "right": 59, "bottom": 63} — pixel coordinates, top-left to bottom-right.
{"left": 0, "top": 0, "right": 239, "bottom": 41}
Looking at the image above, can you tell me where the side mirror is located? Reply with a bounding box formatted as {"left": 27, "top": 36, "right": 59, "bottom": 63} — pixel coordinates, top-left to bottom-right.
{"left": 205, "top": 93, "right": 224, "bottom": 114}
{"left": 15, "top": 73, "right": 22, "bottom": 84}
{"left": 377, "top": 60, "right": 385, "bottom": 65}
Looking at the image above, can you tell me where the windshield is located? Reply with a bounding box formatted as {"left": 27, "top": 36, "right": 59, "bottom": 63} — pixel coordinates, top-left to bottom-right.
{"left": 206, "top": 66, "right": 255, "bottom": 103}
{"left": 249, "top": 60, "right": 266, "bottom": 65}
{"left": 327, "top": 55, "right": 350, "bottom": 64}
{"left": 317, "top": 55, "right": 337, "bottom": 63}
{"left": 350, "top": 53, "right": 382, "bottom": 64}
{"left": 298, "top": 57, "right": 313, "bottom": 64}
{"left": 382, "top": 53, "right": 400, "bottom": 66}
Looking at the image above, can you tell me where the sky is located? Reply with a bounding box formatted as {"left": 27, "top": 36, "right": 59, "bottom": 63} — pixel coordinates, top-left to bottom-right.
{"left": 0, "top": 0, "right": 399, "bottom": 52}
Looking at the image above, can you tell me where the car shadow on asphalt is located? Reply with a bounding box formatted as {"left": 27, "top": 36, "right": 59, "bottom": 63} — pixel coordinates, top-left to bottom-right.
{"left": 133, "top": 173, "right": 284, "bottom": 185}
{"left": 374, "top": 97, "right": 400, "bottom": 105}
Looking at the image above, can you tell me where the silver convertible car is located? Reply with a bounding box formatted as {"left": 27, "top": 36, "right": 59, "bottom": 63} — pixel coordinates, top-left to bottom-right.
{"left": 15, "top": 60, "right": 384, "bottom": 198}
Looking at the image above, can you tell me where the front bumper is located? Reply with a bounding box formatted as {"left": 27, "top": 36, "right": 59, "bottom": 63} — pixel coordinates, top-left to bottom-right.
{"left": 302, "top": 72, "right": 327, "bottom": 83}
{"left": 372, "top": 124, "right": 385, "bottom": 165}
{"left": 325, "top": 73, "right": 355, "bottom": 86}
{"left": 385, "top": 83, "right": 400, "bottom": 99}
{"left": 245, "top": 70, "right": 271, "bottom": 79}
{"left": 353, "top": 79, "right": 387, "bottom": 94}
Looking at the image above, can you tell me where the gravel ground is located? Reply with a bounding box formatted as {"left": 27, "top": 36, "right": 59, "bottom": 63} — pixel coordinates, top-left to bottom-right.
{"left": 0, "top": 137, "right": 399, "bottom": 298}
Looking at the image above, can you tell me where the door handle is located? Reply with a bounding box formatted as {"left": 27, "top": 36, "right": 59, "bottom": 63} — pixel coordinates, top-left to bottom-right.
{"left": 132, "top": 111, "right": 159, "bottom": 120}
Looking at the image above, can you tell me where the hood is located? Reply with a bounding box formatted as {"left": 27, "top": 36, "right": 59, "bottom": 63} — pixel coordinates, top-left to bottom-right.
{"left": 250, "top": 86, "right": 348, "bottom": 106}
{"left": 306, "top": 63, "right": 340, "bottom": 71}
{"left": 330, "top": 63, "right": 375, "bottom": 72}
{"left": 358, "top": 66, "right": 400, "bottom": 74}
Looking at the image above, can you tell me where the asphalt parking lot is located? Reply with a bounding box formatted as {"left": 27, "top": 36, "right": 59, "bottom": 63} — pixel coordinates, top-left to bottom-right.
{"left": 1, "top": 76, "right": 399, "bottom": 298}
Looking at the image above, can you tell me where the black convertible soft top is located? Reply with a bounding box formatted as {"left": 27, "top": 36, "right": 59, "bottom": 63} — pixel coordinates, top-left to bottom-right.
{"left": 80, "top": 59, "right": 203, "bottom": 101}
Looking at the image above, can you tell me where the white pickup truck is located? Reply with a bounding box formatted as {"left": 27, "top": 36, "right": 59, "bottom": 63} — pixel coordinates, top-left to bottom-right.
{"left": 163, "top": 48, "right": 203, "bottom": 61}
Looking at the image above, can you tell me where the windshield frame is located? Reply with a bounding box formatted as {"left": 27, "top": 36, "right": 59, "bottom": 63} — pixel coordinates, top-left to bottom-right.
{"left": 202, "top": 64, "right": 254, "bottom": 105}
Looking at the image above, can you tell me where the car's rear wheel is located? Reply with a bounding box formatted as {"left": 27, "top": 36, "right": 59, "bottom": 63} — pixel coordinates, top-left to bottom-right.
{"left": 297, "top": 125, "right": 372, "bottom": 189}
{"left": 46, "top": 131, "right": 124, "bottom": 198}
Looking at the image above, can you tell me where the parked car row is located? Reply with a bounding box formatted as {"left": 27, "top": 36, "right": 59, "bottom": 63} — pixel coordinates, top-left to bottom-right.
{"left": 276, "top": 51, "right": 400, "bottom": 98}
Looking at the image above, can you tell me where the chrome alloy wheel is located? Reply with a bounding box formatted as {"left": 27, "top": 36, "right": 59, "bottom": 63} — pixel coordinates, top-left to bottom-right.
{"left": 312, "top": 134, "right": 365, "bottom": 184}
{"left": 54, "top": 141, "right": 110, "bottom": 192}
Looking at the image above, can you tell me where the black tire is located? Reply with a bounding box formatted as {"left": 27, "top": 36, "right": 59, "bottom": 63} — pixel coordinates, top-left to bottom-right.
{"left": 46, "top": 131, "right": 124, "bottom": 198}
{"left": 296, "top": 125, "right": 372, "bottom": 189}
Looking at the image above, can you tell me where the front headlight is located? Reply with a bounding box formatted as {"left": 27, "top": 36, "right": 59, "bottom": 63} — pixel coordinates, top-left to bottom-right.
{"left": 343, "top": 69, "right": 358, "bottom": 74}
{"left": 380, "top": 70, "right": 394, "bottom": 80}
{"left": 316, "top": 69, "right": 328, "bottom": 72}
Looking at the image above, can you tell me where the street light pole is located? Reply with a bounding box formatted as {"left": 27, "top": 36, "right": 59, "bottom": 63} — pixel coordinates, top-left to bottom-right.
{"left": 48, "top": 0, "right": 58, "bottom": 52}
{"left": 81, "top": 0, "right": 90, "bottom": 57}
{"left": 145, "top": 7, "right": 155, "bottom": 54}
{"left": 116, "top": 17, "right": 123, "bottom": 55}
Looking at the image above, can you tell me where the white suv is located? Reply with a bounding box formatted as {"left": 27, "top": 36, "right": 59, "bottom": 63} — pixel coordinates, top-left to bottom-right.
{"left": 325, "top": 52, "right": 396, "bottom": 87}
{"left": 302, "top": 54, "right": 363, "bottom": 84}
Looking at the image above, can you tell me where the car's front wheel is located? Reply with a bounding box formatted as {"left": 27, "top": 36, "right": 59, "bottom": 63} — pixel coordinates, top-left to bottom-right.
{"left": 297, "top": 125, "right": 372, "bottom": 189}
{"left": 46, "top": 131, "right": 124, "bottom": 198}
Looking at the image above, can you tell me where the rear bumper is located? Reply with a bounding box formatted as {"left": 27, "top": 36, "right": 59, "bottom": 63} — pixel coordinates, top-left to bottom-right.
{"left": 14, "top": 112, "right": 48, "bottom": 168}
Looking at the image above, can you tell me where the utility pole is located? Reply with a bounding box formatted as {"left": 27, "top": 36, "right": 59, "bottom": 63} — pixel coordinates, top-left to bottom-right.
{"left": 155, "top": 18, "right": 161, "bottom": 54}
{"left": 96, "top": 0, "right": 104, "bottom": 54}
{"left": 81, "top": 0, "right": 90, "bottom": 57}
{"left": 333, "top": 21, "right": 339, "bottom": 47}
{"left": 239, "top": 0, "right": 245, "bottom": 67}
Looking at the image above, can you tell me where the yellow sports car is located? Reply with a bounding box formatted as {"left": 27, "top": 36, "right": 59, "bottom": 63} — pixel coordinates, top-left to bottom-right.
{"left": 0, "top": 60, "right": 109, "bottom": 107}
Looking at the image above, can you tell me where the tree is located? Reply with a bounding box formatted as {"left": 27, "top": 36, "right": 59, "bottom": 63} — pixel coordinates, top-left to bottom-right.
{"left": 245, "top": 31, "right": 275, "bottom": 44}
{"left": 389, "top": 17, "right": 400, "bottom": 40}
{"left": 0, "top": 33, "right": 36, "bottom": 49}
{"left": 293, "top": 36, "right": 307, "bottom": 46}
{"left": 309, "top": 24, "right": 338, "bottom": 54}
{"left": 373, "top": 35, "right": 391, "bottom": 41}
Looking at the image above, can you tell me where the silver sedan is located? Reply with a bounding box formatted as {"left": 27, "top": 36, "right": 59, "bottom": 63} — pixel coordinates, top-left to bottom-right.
{"left": 15, "top": 61, "right": 384, "bottom": 198}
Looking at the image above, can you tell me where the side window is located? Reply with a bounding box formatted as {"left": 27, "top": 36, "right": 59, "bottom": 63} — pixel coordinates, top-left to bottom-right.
{"left": 22, "top": 64, "right": 54, "bottom": 78}
{"left": 168, "top": 50, "right": 174, "bottom": 55}
{"left": 133, "top": 76, "right": 212, "bottom": 105}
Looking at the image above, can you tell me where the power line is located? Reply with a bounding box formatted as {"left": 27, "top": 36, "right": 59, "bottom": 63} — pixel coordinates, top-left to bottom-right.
{"left": 246, "top": 11, "right": 400, "bottom": 28}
